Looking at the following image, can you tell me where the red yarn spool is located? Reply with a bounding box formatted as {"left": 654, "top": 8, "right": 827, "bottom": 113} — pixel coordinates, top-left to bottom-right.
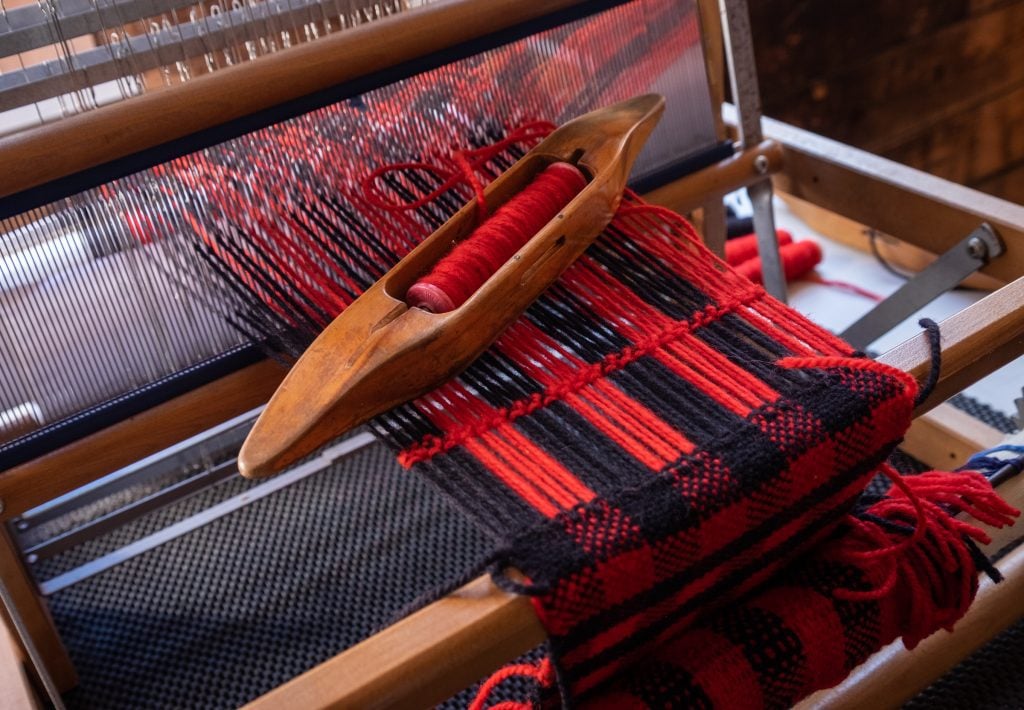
{"left": 735, "top": 239, "right": 822, "bottom": 284}
{"left": 406, "top": 162, "right": 587, "bottom": 312}
{"left": 724, "top": 229, "right": 793, "bottom": 266}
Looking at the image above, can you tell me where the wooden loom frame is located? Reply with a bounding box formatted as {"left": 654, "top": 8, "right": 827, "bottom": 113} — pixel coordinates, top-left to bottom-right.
{"left": 0, "top": 0, "right": 1022, "bottom": 706}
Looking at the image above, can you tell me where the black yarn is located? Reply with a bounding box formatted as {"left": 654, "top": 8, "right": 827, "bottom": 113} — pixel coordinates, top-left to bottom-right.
{"left": 914, "top": 318, "right": 942, "bottom": 408}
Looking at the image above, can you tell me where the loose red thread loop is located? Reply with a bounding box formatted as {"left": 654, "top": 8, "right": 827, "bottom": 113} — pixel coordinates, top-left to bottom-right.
{"left": 828, "top": 469, "right": 1019, "bottom": 647}
{"left": 362, "top": 121, "right": 556, "bottom": 219}
{"left": 406, "top": 162, "right": 587, "bottom": 313}
{"left": 469, "top": 657, "right": 555, "bottom": 710}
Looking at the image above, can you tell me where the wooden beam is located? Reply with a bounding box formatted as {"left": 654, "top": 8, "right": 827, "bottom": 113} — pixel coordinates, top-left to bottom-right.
{"left": 902, "top": 404, "right": 1004, "bottom": 471}
{"left": 645, "top": 140, "right": 784, "bottom": 214}
{"left": 878, "top": 276, "right": 1024, "bottom": 414}
{"left": 0, "top": 616, "right": 39, "bottom": 709}
{"left": 0, "top": 528, "right": 75, "bottom": 693}
{"left": 243, "top": 575, "right": 544, "bottom": 710}
{"left": 0, "top": 359, "right": 287, "bottom": 521}
{"left": 0, "top": 0, "right": 594, "bottom": 199}
{"left": 765, "top": 114, "right": 1024, "bottom": 283}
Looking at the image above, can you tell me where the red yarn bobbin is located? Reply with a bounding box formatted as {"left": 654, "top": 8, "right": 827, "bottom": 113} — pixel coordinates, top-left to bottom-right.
{"left": 406, "top": 162, "right": 587, "bottom": 313}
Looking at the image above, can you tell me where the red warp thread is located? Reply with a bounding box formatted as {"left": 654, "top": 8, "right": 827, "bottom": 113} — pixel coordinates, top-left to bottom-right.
{"left": 735, "top": 239, "right": 822, "bottom": 285}
{"left": 362, "top": 121, "right": 557, "bottom": 219}
{"left": 407, "top": 162, "right": 587, "bottom": 313}
{"left": 724, "top": 229, "right": 793, "bottom": 265}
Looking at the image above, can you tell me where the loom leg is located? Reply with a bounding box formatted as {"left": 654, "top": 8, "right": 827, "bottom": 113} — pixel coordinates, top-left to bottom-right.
{"left": 700, "top": 198, "right": 727, "bottom": 258}
{"left": 0, "top": 526, "right": 76, "bottom": 696}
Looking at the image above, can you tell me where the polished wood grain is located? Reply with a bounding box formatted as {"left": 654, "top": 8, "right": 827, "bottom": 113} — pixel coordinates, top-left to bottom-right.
{"left": 902, "top": 404, "right": 1004, "bottom": 471}
{"left": 0, "top": 528, "right": 75, "bottom": 693}
{"left": 765, "top": 114, "right": 1024, "bottom": 283}
{"left": 879, "top": 276, "right": 1024, "bottom": 414}
{"left": 238, "top": 94, "right": 666, "bottom": 479}
{"left": 0, "top": 359, "right": 287, "bottom": 521}
{"left": 0, "top": 0, "right": 593, "bottom": 199}
{"left": 244, "top": 575, "right": 543, "bottom": 710}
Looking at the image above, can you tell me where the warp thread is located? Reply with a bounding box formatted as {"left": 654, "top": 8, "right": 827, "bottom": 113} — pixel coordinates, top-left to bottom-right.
{"left": 406, "top": 162, "right": 587, "bottom": 313}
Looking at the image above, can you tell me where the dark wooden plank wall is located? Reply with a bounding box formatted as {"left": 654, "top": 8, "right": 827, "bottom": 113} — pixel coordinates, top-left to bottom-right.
{"left": 751, "top": 0, "right": 1024, "bottom": 202}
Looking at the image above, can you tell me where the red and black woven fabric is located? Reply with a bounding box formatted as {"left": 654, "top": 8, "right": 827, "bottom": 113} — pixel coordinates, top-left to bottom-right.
{"left": 349, "top": 139, "right": 1017, "bottom": 705}
{"left": 190, "top": 110, "right": 1019, "bottom": 705}
{"left": 472, "top": 469, "right": 1017, "bottom": 709}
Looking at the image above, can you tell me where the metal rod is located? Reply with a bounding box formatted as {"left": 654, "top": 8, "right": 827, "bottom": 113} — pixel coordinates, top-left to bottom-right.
{"left": 718, "top": 0, "right": 786, "bottom": 301}
{"left": 38, "top": 431, "right": 377, "bottom": 595}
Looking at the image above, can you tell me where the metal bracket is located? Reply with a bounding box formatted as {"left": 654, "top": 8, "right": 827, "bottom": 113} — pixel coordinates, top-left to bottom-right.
{"left": 840, "top": 223, "right": 1005, "bottom": 350}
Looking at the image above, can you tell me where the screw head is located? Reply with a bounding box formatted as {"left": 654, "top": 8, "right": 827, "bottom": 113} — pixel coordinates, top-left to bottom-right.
{"left": 967, "top": 236, "right": 988, "bottom": 259}
{"left": 753, "top": 154, "right": 770, "bottom": 174}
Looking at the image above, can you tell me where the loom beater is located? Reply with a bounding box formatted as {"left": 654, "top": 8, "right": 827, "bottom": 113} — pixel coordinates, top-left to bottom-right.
{"left": 238, "top": 94, "right": 665, "bottom": 478}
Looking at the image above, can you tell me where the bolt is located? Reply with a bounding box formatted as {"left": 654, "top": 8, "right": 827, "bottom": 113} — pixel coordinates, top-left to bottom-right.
{"left": 967, "top": 236, "right": 988, "bottom": 259}
{"left": 16, "top": 519, "right": 29, "bottom": 532}
{"left": 753, "top": 154, "right": 770, "bottom": 174}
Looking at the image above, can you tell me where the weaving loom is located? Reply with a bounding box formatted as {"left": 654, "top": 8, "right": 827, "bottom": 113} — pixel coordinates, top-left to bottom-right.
{"left": 1, "top": 1, "right": 1023, "bottom": 708}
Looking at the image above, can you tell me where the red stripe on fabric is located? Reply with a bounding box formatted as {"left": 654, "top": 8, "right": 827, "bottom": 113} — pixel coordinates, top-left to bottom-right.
{"left": 566, "top": 393, "right": 666, "bottom": 470}
{"left": 463, "top": 436, "right": 561, "bottom": 518}
{"left": 754, "top": 586, "right": 848, "bottom": 695}
{"left": 400, "top": 293, "right": 761, "bottom": 466}
{"left": 557, "top": 392, "right": 912, "bottom": 679}
{"left": 653, "top": 347, "right": 752, "bottom": 416}
{"left": 564, "top": 473, "right": 872, "bottom": 695}
{"left": 590, "top": 381, "right": 696, "bottom": 458}
{"left": 675, "top": 332, "right": 779, "bottom": 405}
{"left": 489, "top": 425, "right": 595, "bottom": 508}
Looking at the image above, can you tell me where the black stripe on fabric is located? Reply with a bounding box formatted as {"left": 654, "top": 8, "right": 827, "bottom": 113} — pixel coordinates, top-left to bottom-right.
{"left": 709, "top": 606, "right": 806, "bottom": 710}
{"left": 587, "top": 233, "right": 712, "bottom": 321}
{"left": 610, "top": 356, "right": 747, "bottom": 445}
{"left": 525, "top": 289, "right": 632, "bottom": 363}
{"left": 460, "top": 350, "right": 544, "bottom": 409}
{"left": 620, "top": 661, "right": 715, "bottom": 710}
{"left": 418, "top": 447, "right": 546, "bottom": 538}
{"left": 791, "top": 558, "right": 881, "bottom": 671}
{"left": 696, "top": 316, "right": 813, "bottom": 399}
{"left": 560, "top": 444, "right": 895, "bottom": 684}
{"left": 516, "top": 402, "right": 652, "bottom": 496}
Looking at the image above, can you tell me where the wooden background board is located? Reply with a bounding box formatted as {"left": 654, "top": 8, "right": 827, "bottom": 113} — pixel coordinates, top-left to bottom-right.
{"left": 751, "top": 0, "right": 1024, "bottom": 203}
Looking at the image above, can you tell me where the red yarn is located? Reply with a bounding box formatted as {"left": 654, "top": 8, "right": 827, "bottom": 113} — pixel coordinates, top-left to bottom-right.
{"left": 734, "top": 239, "right": 822, "bottom": 284}
{"left": 407, "top": 162, "right": 587, "bottom": 312}
{"left": 724, "top": 229, "right": 793, "bottom": 265}
{"left": 808, "top": 275, "right": 885, "bottom": 302}
{"left": 469, "top": 657, "right": 554, "bottom": 710}
{"left": 829, "top": 468, "right": 1019, "bottom": 647}
{"left": 362, "top": 121, "right": 557, "bottom": 219}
